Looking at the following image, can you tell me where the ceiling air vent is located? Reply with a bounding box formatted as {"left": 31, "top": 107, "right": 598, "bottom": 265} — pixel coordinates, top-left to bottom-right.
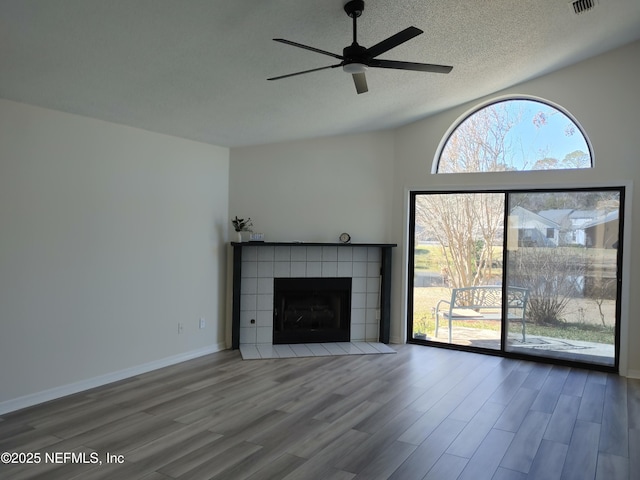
{"left": 570, "top": 0, "right": 597, "bottom": 14}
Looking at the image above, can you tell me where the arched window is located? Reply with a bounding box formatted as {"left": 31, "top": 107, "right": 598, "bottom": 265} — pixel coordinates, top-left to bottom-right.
{"left": 434, "top": 97, "right": 593, "bottom": 173}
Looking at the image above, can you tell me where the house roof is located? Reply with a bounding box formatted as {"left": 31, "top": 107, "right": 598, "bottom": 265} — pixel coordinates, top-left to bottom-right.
{"left": 1, "top": 1, "right": 639, "bottom": 148}
{"left": 511, "top": 206, "right": 560, "bottom": 228}
{"left": 569, "top": 210, "right": 602, "bottom": 220}
{"left": 582, "top": 210, "right": 619, "bottom": 229}
{"left": 538, "top": 209, "right": 574, "bottom": 224}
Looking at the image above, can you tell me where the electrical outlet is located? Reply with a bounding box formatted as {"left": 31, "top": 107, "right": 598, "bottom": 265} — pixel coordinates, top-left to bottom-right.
{"left": 199, "top": 317, "right": 206, "bottom": 329}
{"left": 178, "top": 322, "right": 184, "bottom": 334}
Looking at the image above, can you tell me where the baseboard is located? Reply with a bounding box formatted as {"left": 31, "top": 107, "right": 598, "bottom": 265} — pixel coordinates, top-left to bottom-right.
{"left": 625, "top": 369, "right": 640, "bottom": 379}
{"left": 0, "top": 343, "right": 227, "bottom": 415}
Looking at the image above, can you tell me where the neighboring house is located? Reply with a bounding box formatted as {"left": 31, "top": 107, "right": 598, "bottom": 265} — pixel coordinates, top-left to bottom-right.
{"left": 538, "top": 209, "right": 574, "bottom": 245}
{"left": 510, "top": 206, "right": 560, "bottom": 247}
{"left": 536, "top": 209, "right": 619, "bottom": 247}
{"left": 583, "top": 211, "right": 619, "bottom": 249}
{"left": 568, "top": 210, "right": 602, "bottom": 245}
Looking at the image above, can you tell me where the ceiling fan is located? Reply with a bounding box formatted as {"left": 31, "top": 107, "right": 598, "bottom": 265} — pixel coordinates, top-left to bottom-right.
{"left": 268, "top": 0, "right": 453, "bottom": 94}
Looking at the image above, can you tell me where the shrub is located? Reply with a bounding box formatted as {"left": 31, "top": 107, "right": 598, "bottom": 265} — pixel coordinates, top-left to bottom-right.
{"left": 508, "top": 247, "right": 586, "bottom": 326}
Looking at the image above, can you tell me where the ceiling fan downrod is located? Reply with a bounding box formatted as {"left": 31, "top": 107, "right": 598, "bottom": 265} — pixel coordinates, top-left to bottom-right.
{"left": 344, "top": 0, "right": 365, "bottom": 45}
{"left": 342, "top": 0, "right": 367, "bottom": 74}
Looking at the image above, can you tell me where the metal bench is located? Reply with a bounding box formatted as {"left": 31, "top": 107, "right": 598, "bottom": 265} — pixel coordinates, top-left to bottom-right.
{"left": 434, "top": 286, "right": 529, "bottom": 343}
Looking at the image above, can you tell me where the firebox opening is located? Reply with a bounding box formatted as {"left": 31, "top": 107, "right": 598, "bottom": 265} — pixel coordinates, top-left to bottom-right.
{"left": 273, "top": 277, "right": 352, "bottom": 344}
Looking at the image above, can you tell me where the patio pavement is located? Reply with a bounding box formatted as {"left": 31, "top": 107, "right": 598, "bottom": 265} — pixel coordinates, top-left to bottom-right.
{"left": 419, "top": 326, "right": 615, "bottom": 366}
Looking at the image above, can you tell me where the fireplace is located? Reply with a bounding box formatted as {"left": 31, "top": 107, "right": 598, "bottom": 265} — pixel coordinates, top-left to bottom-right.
{"left": 230, "top": 242, "right": 396, "bottom": 348}
{"left": 273, "top": 277, "right": 351, "bottom": 344}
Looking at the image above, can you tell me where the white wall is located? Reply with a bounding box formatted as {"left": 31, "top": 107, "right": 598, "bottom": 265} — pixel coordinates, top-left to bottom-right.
{"left": 230, "top": 132, "right": 395, "bottom": 244}
{"left": 0, "top": 100, "right": 230, "bottom": 411}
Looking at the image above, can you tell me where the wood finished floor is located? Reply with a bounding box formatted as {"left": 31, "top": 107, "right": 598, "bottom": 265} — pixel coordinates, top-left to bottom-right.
{"left": 1, "top": 344, "right": 638, "bottom": 480}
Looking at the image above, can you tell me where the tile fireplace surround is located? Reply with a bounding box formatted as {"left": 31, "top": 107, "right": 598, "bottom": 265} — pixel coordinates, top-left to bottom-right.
{"left": 230, "top": 242, "right": 396, "bottom": 349}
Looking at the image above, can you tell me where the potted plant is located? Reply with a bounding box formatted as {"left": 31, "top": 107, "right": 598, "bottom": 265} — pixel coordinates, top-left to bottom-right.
{"left": 232, "top": 216, "right": 253, "bottom": 242}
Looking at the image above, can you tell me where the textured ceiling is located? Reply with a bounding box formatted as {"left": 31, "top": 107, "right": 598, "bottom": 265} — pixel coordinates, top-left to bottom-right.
{"left": 1, "top": 0, "right": 639, "bottom": 148}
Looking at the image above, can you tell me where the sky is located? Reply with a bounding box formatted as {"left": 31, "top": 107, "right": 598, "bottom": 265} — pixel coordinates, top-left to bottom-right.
{"left": 501, "top": 99, "right": 590, "bottom": 170}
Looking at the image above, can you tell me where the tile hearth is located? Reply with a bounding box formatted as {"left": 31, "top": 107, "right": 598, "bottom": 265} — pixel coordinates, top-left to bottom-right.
{"left": 240, "top": 341, "right": 396, "bottom": 360}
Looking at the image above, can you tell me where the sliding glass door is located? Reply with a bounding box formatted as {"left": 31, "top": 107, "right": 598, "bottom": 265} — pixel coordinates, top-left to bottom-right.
{"left": 408, "top": 188, "right": 623, "bottom": 370}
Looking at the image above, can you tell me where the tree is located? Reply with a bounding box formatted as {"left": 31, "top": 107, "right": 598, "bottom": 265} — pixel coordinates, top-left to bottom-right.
{"left": 438, "top": 102, "right": 521, "bottom": 173}
{"left": 562, "top": 150, "right": 590, "bottom": 169}
{"left": 510, "top": 190, "right": 619, "bottom": 212}
{"left": 423, "top": 100, "right": 595, "bottom": 291}
{"left": 415, "top": 193, "right": 503, "bottom": 289}
{"left": 532, "top": 157, "right": 559, "bottom": 170}
{"left": 420, "top": 102, "right": 521, "bottom": 289}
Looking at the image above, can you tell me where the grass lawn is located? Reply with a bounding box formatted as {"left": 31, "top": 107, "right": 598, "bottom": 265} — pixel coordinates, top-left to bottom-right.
{"left": 414, "top": 244, "right": 504, "bottom": 272}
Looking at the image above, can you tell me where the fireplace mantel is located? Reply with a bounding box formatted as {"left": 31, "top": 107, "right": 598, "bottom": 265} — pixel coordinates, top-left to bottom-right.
{"left": 230, "top": 241, "right": 397, "bottom": 247}
{"left": 230, "top": 242, "right": 396, "bottom": 349}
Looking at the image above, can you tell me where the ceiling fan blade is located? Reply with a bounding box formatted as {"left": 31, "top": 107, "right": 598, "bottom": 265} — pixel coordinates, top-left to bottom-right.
{"left": 365, "top": 26, "right": 423, "bottom": 58}
{"left": 268, "top": 64, "right": 342, "bottom": 81}
{"left": 352, "top": 72, "right": 368, "bottom": 94}
{"left": 370, "top": 59, "right": 453, "bottom": 74}
{"left": 273, "top": 39, "right": 343, "bottom": 59}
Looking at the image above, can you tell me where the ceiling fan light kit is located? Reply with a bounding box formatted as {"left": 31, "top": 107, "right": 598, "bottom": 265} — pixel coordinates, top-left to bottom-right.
{"left": 343, "top": 63, "right": 367, "bottom": 74}
{"left": 268, "top": 0, "right": 453, "bottom": 94}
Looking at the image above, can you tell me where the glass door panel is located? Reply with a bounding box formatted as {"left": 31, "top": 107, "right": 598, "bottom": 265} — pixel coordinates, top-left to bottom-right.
{"left": 504, "top": 190, "right": 621, "bottom": 367}
{"left": 410, "top": 192, "right": 505, "bottom": 350}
